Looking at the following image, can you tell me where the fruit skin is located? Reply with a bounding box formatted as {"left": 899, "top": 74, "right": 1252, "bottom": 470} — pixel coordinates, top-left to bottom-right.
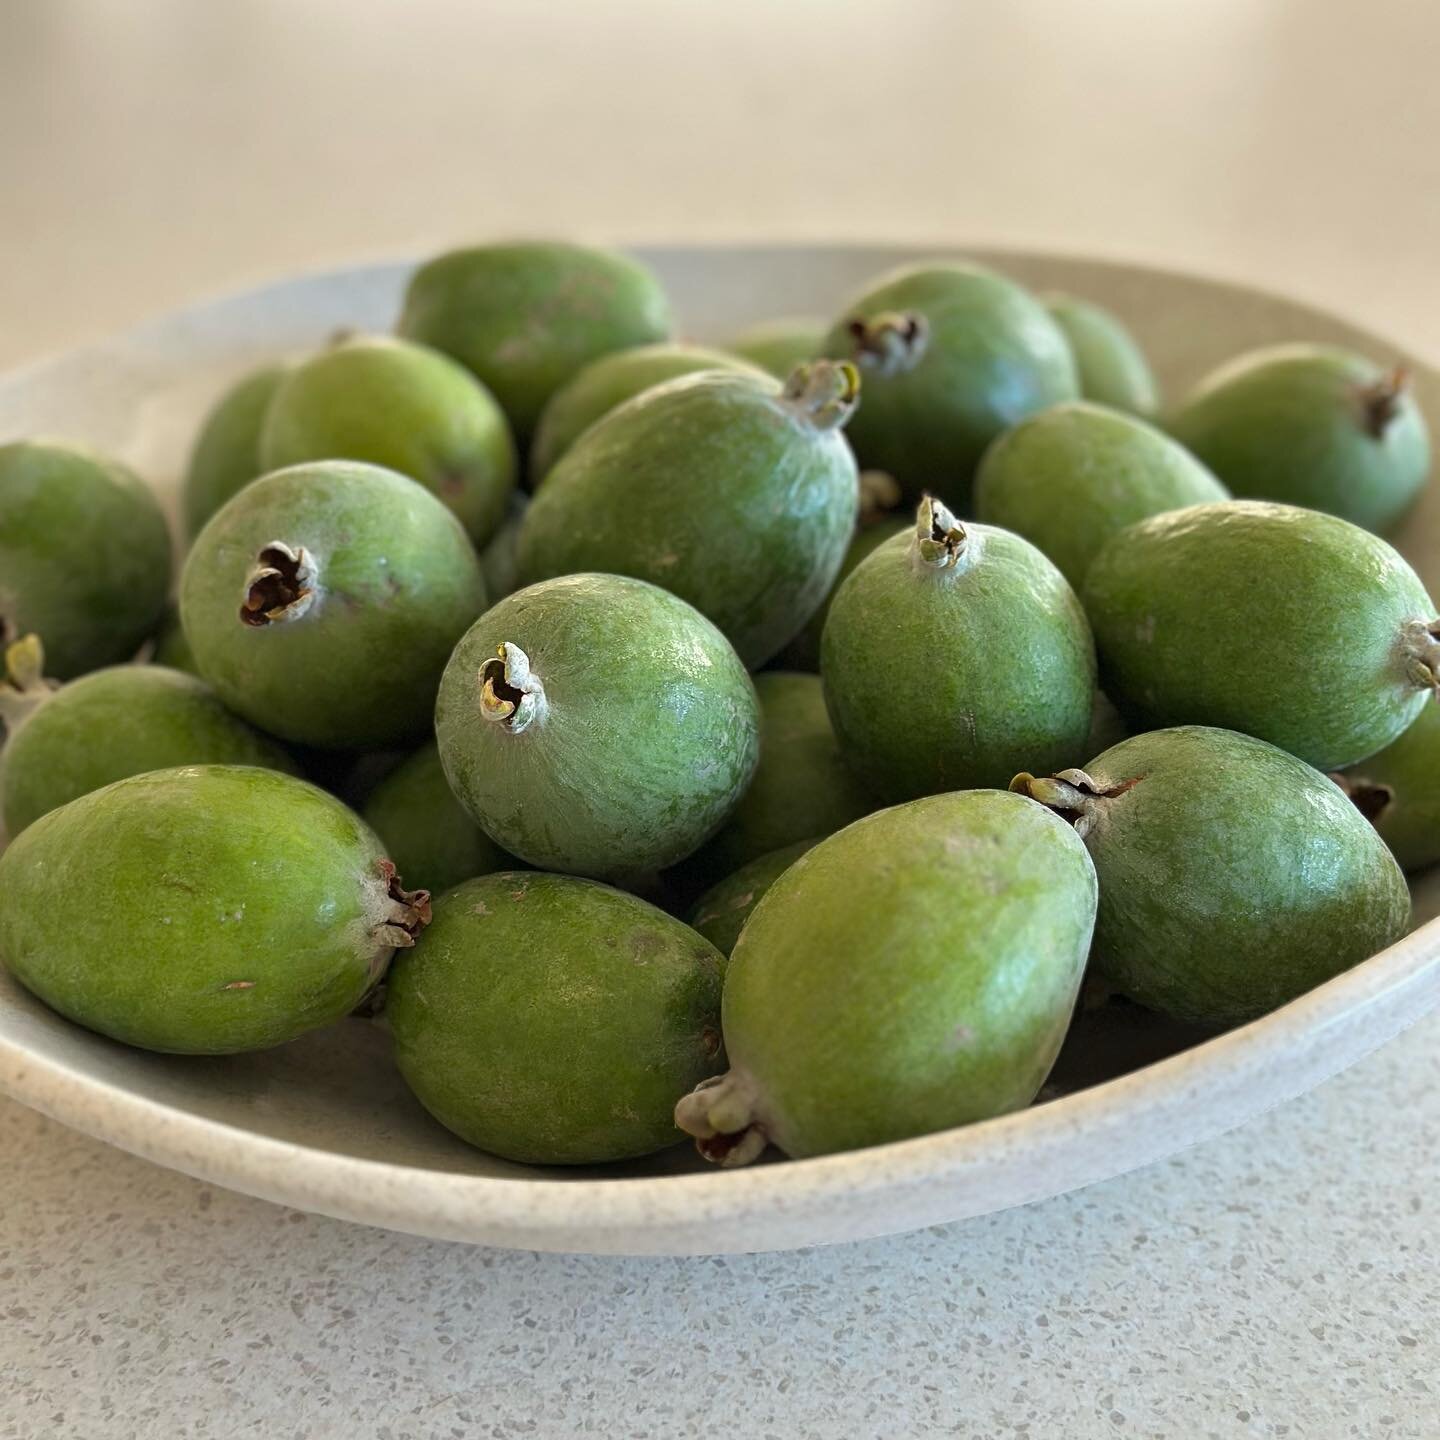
{"left": 150, "top": 603, "right": 200, "bottom": 675}
{"left": 1334, "top": 701, "right": 1440, "bottom": 872}
{"left": 1, "top": 663, "right": 298, "bottom": 837}
{"left": 478, "top": 491, "right": 530, "bottom": 603}
{"left": 1044, "top": 294, "right": 1159, "bottom": 417}
{"left": 0, "top": 440, "right": 172, "bottom": 681}
{"left": 687, "top": 838, "right": 815, "bottom": 956}
{"left": 362, "top": 741, "right": 510, "bottom": 895}
{"left": 180, "top": 460, "right": 486, "bottom": 750}
{"left": 725, "top": 316, "right": 825, "bottom": 379}
{"left": 182, "top": 362, "right": 292, "bottom": 539}
{"left": 517, "top": 364, "right": 861, "bottom": 668}
{"left": 397, "top": 241, "right": 672, "bottom": 445}
{"left": 1013, "top": 726, "right": 1412, "bottom": 1028}
{"left": 675, "top": 790, "right": 1097, "bottom": 1163}
{"left": 529, "top": 342, "right": 763, "bottom": 483}
{"left": 259, "top": 335, "right": 517, "bottom": 547}
{"left": 1168, "top": 344, "right": 1431, "bottom": 534}
{"left": 822, "top": 262, "right": 1079, "bottom": 508}
{"left": 435, "top": 573, "right": 760, "bottom": 881}
{"left": 386, "top": 871, "right": 724, "bottom": 1165}
{"left": 821, "top": 500, "right": 1096, "bottom": 801}
{"left": 973, "top": 400, "right": 1228, "bottom": 588}
{"left": 0, "top": 765, "right": 429, "bottom": 1054}
{"left": 1082, "top": 500, "right": 1438, "bottom": 771}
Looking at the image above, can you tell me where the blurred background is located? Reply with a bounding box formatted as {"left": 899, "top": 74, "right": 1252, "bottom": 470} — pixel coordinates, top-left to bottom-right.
{"left": 2, "top": 0, "right": 1438, "bottom": 370}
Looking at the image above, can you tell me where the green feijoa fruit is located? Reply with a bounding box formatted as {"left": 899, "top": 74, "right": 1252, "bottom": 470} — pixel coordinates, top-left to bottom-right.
{"left": 479, "top": 490, "right": 530, "bottom": 603}
{"left": 517, "top": 363, "right": 861, "bottom": 668}
{"left": 973, "top": 401, "right": 1228, "bottom": 589}
{"left": 529, "top": 342, "right": 764, "bottom": 483}
{"left": 1043, "top": 294, "right": 1159, "bottom": 417}
{"left": 0, "top": 640, "right": 298, "bottom": 836}
{"left": 0, "top": 765, "right": 431, "bottom": 1054}
{"left": 150, "top": 602, "right": 200, "bottom": 675}
{"left": 1168, "top": 344, "right": 1431, "bottom": 534}
{"left": 682, "top": 671, "right": 875, "bottom": 884}
{"left": 1333, "top": 702, "right": 1440, "bottom": 872}
{"left": 1083, "top": 500, "right": 1440, "bottom": 771}
{"left": 821, "top": 498, "right": 1096, "bottom": 800}
{"left": 0, "top": 440, "right": 171, "bottom": 681}
{"left": 687, "top": 839, "right": 816, "bottom": 957}
{"left": 822, "top": 262, "right": 1079, "bottom": 508}
{"left": 397, "top": 241, "right": 671, "bottom": 445}
{"left": 435, "top": 574, "right": 760, "bottom": 880}
{"left": 725, "top": 316, "right": 825, "bottom": 380}
{"left": 387, "top": 871, "right": 724, "bottom": 1165}
{"left": 183, "top": 361, "right": 292, "bottom": 539}
{"left": 362, "top": 741, "right": 510, "bottom": 895}
{"left": 1085, "top": 690, "right": 1129, "bottom": 759}
{"left": 259, "top": 335, "right": 517, "bottom": 547}
{"left": 180, "top": 461, "right": 486, "bottom": 749}
{"left": 1012, "top": 725, "right": 1411, "bottom": 1028}
{"left": 675, "top": 789, "right": 1097, "bottom": 1164}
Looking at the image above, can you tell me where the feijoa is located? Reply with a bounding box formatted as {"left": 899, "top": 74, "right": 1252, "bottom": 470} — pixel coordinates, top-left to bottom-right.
{"left": 517, "top": 362, "right": 861, "bottom": 667}
{"left": 821, "top": 498, "right": 1096, "bottom": 800}
{"left": 479, "top": 490, "right": 529, "bottom": 603}
{"left": 973, "top": 400, "right": 1228, "bottom": 588}
{"left": 1012, "top": 726, "right": 1411, "bottom": 1027}
{"left": 687, "top": 838, "right": 816, "bottom": 956}
{"left": 435, "top": 573, "right": 759, "bottom": 880}
{"left": 0, "top": 440, "right": 171, "bottom": 680}
{"left": 1168, "top": 344, "right": 1431, "bottom": 533}
{"left": 386, "top": 871, "right": 724, "bottom": 1165}
{"left": 397, "top": 241, "right": 671, "bottom": 444}
{"left": 150, "top": 602, "right": 200, "bottom": 675}
{"left": 1333, "top": 701, "right": 1440, "bottom": 872}
{"left": 726, "top": 316, "right": 825, "bottom": 379}
{"left": 0, "top": 765, "right": 430, "bottom": 1054}
{"left": 675, "top": 790, "right": 1097, "bottom": 1164}
{"left": 180, "top": 460, "right": 486, "bottom": 749}
{"left": 1044, "top": 294, "right": 1159, "bottom": 416}
{"left": 1083, "top": 500, "right": 1439, "bottom": 770}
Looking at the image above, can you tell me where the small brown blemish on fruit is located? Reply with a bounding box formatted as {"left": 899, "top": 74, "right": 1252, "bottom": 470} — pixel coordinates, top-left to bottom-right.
{"left": 221, "top": 980, "right": 256, "bottom": 991}
{"left": 700, "top": 1025, "right": 722, "bottom": 1058}
{"left": 947, "top": 1022, "right": 975, "bottom": 1050}
{"left": 470, "top": 901, "right": 491, "bottom": 917}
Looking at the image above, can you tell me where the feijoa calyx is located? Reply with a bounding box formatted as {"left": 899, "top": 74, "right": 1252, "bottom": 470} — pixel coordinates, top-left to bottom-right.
{"left": 1333, "top": 701, "right": 1440, "bottom": 873}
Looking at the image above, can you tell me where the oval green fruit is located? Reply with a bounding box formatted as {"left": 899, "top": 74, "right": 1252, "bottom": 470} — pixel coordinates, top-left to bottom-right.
{"left": 517, "top": 362, "right": 861, "bottom": 668}
{"left": 687, "top": 838, "right": 816, "bottom": 957}
{"left": 259, "top": 335, "right": 517, "bottom": 546}
{"left": 1012, "top": 725, "right": 1411, "bottom": 1028}
{"left": 478, "top": 490, "right": 530, "bottom": 604}
{"left": 1168, "top": 343, "right": 1431, "bottom": 534}
{"left": 1333, "top": 701, "right": 1440, "bottom": 872}
{"left": 180, "top": 461, "right": 486, "bottom": 749}
{"left": 0, "top": 765, "right": 430, "bottom": 1054}
{"left": 725, "top": 316, "right": 825, "bottom": 379}
{"left": 435, "top": 574, "right": 760, "bottom": 880}
{"left": 822, "top": 262, "right": 1079, "bottom": 508}
{"left": 675, "top": 790, "right": 1097, "bottom": 1164}
{"left": 0, "top": 440, "right": 171, "bottom": 681}
{"left": 821, "top": 498, "right": 1096, "bottom": 800}
{"left": 973, "top": 401, "right": 1228, "bottom": 588}
{"left": 1082, "top": 499, "right": 1439, "bottom": 770}
{"left": 1043, "top": 294, "right": 1159, "bottom": 417}
{"left": 150, "top": 602, "right": 200, "bottom": 675}
{"left": 397, "top": 241, "right": 671, "bottom": 444}
{"left": 387, "top": 871, "right": 724, "bottom": 1165}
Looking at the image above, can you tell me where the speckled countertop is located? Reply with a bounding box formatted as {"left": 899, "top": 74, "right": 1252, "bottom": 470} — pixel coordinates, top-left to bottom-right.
{"left": 4, "top": 2, "right": 1440, "bottom": 1435}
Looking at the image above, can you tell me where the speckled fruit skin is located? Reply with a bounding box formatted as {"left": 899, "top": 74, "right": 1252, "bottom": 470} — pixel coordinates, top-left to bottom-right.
{"left": 725, "top": 316, "right": 825, "bottom": 379}
{"left": 435, "top": 574, "right": 760, "bottom": 880}
{"left": 529, "top": 342, "right": 763, "bottom": 483}
{"left": 0, "top": 665, "right": 298, "bottom": 837}
{"left": 1044, "top": 294, "right": 1159, "bottom": 417}
{"left": 1335, "top": 701, "right": 1440, "bottom": 872}
{"left": 182, "top": 362, "right": 292, "bottom": 539}
{"left": 259, "top": 335, "right": 517, "bottom": 547}
{"left": 0, "top": 766, "right": 425, "bottom": 1054}
{"left": 1016, "top": 726, "right": 1412, "bottom": 1028}
{"left": 362, "top": 741, "right": 509, "bottom": 895}
{"left": 1082, "top": 500, "right": 1437, "bottom": 771}
{"left": 973, "top": 401, "right": 1228, "bottom": 588}
{"left": 397, "top": 241, "right": 672, "bottom": 445}
{"left": 180, "top": 461, "right": 486, "bottom": 750}
{"left": 150, "top": 603, "right": 200, "bottom": 674}
{"left": 1168, "top": 344, "right": 1432, "bottom": 534}
{"left": 386, "top": 871, "right": 725, "bottom": 1165}
{"left": 517, "top": 367, "right": 860, "bottom": 668}
{"left": 822, "top": 263, "right": 1079, "bottom": 508}
{"left": 0, "top": 440, "right": 171, "bottom": 681}
{"left": 687, "top": 838, "right": 815, "bottom": 956}
{"left": 821, "top": 508, "right": 1096, "bottom": 800}
{"left": 677, "top": 790, "right": 1097, "bottom": 1162}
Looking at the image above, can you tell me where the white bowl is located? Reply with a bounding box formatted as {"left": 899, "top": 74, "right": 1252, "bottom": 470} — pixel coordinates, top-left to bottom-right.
{"left": 2, "top": 246, "right": 1438, "bottom": 1256}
